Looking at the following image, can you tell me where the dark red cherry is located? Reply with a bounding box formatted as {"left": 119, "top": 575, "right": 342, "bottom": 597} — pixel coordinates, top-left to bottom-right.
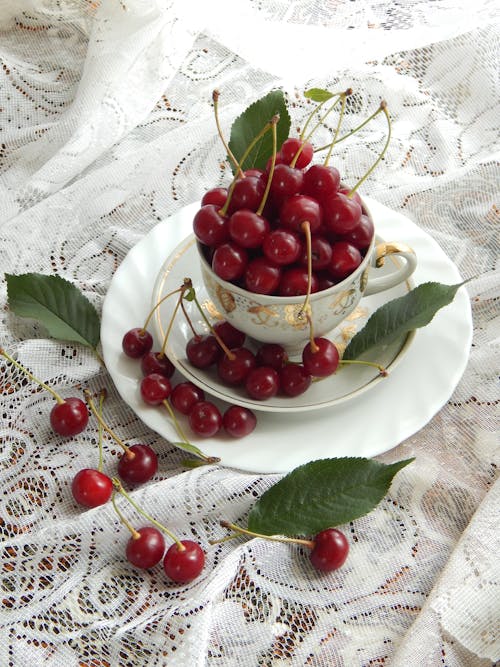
{"left": 280, "top": 137, "right": 314, "bottom": 169}
{"left": 193, "top": 204, "right": 229, "bottom": 247}
{"left": 140, "top": 351, "right": 175, "bottom": 378}
{"left": 279, "top": 364, "right": 312, "bottom": 397}
{"left": 186, "top": 335, "right": 220, "bottom": 369}
{"left": 323, "top": 192, "right": 362, "bottom": 235}
{"left": 328, "top": 241, "right": 362, "bottom": 281}
{"left": 303, "top": 164, "right": 340, "bottom": 202}
{"left": 213, "top": 321, "right": 246, "bottom": 349}
{"left": 217, "top": 347, "right": 256, "bottom": 386}
{"left": 212, "top": 242, "right": 248, "bottom": 281}
{"left": 126, "top": 527, "right": 166, "bottom": 569}
{"left": 244, "top": 257, "right": 282, "bottom": 295}
{"left": 309, "top": 528, "right": 349, "bottom": 571}
{"left": 118, "top": 444, "right": 158, "bottom": 485}
{"left": 222, "top": 405, "right": 257, "bottom": 438}
{"left": 279, "top": 194, "right": 323, "bottom": 234}
{"left": 201, "top": 187, "right": 227, "bottom": 208}
{"left": 122, "top": 328, "right": 153, "bottom": 358}
{"left": 302, "top": 338, "right": 339, "bottom": 377}
{"left": 279, "top": 267, "right": 319, "bottom": 297}
{"left": 170, "top": 382, "right": 205, "bottom": 415}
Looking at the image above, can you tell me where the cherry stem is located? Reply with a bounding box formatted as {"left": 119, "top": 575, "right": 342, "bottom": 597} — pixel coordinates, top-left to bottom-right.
{"left": 188, "top": 287, "right": 235, "bottom": 361}
{"left": 180, "top": 298, "right": 199, "bottom": 339}
{"left": 299, "top": 89, "right": 345, "bottom": 142}
{"left": 313, "top": 104, "right": 384, "bottom": 152}
{"left": 324, "top": 90, "right": 349, "bottom": 167}
{"left": 304, "top": 89, "right": 352, "bottom": 152}
{"left": 219, "top": 520, "right": 315, "bottom": 549}
{"left": 256, "top": 114, "right": 280, "bottom": 216}
{"left": 160, "top": 282, "right": 190, "bottom": 357}
{"left": 84, "top": 389, "right": 134, "bottom": 459}
{"left": 162, "top": 399, "right": 215, "bottom": 463}
{"left": 97, "top": 388, "right": 106, "bottom": 473}
{"left": 349, "top": 101, "right": 391, "bottom": 198}
{"left": 142, "top": 286, "right": 184, "bottom": 333}
{"left": 299, "top": 220, "right": 313, "bottom": 319}
{"left": 220, "top": 116, "right": 277, "bottom": 217}
{"left": 306, "top": 313, "right": 319, "bottom": 354}
{"left": 0, "top": 347, "right": 66, "bottom": 405}
{"left": 212, "top": 90, "right": 244, "bottom": 178}
{"left": 339, "top": 358, "right": 388, "bottom": 376}
{"left": 111, "top": 491, "right": 141, "bottom": 540}
{"left": 112, "top": 478, "right": 185, "bottom": 550}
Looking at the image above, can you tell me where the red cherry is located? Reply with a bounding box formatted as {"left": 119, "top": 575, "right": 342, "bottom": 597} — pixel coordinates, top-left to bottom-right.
{"left": 217, "top": 348, "right": 256, "bottom": 386}
{"left": 279, "top": 194, "right": 323, "bottom": 234}
{"left": 126, "top": 527, "right": 166, "bottom": 569}
{"left": 309, "top": 528, "right": 349, "bottom": 571}
{"left": 140, "top": 373, "right": 172, "bottom": 406}
{"left": 122, "top": 327, "right": 153, "bottom": 358}
{"left": 223, "top": 405, "right": 257, "bottom": 438}
{"left": 303, "top": 164, "right": 340, "bottom": 202}
{"left": 71, "top": 469, "right": 113, "bottom": 508}
{"left": 188, "top": 400, "right": 222, "bottom": 437}
{"left": 245, "top": 366, "right": 280, "bottom": 401}
{"left": 279, "top": 267, "right": 319, "bottom": 297}
{"left": 299, "top": 235, "right": 333, "bottom": 271}
{"left": 255, "top": 343, "right": 288, "bottom": 370}
{"left": 280, "top": 137, "right": 314, "bottom": 168}
{"left": 186, "top": 335, "right": 220, "bottom": 369}
{"left": 163, "top": 540, "right": 205, "bottom": 583}
{"left": 201, "top": 187, "right": 227, "bottom": 208}
{"left": 213, "top": 321, "right": 246, "bottom": 350}
{"left": 279, "top": 364, "right": 312, "bottom": 397}
{"left": 228, "top": 209, "right": 270, "bottom": 249}
{"left": 193, "top": 204, "right": 229, "bottom": 247}
{"left": 50, "top": 397, "right": 89, "bottom": 437}
{"left": 270, "top": 164, "right": 304, "bottom": 201}
{"left": 140, "top": 351, "right": 175, "bottom": 378}
{"left": 340, "top": 214, "right": 374, "bottom": 250}
{"left": 227, "top": 175, "right": 265, "bottom": 214}
{"left": 262, "top": 228, "right": 302, "bottom": 266}
{"left": 212, "top": 242, "right": 248, "bottom": 282}
{"left": 118, "top": 444, "right": 158, "bottom": 485}
{"left": 302, "top": 338, "right": 339, "bottom": 377}
{"left": 170, "top": 382, "right": 205, "bottom": 415}
{"left": 328, "top": 241, "right": 362, "bottom": 281}
{"left": 323, "top": 192, "right": 362, "bottom": 235}
{"left": 244, "top": 257, "right": 282, "bottom": 295}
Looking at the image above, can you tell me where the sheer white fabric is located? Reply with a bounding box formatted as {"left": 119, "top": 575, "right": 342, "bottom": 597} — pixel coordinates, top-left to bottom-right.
{"left": 0, "top": 1, "right": 498, "bottom": 665}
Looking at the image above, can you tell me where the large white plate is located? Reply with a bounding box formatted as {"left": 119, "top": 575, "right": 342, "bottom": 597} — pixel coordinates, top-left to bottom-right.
{"left": 150, "top": 233, "right": 415, "bottom": 412}
{"left": 101, "top": 198, "right": 472, "bottom": 473}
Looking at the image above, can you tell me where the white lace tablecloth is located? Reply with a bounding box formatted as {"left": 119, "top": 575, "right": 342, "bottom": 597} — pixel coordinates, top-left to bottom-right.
{"left": 0, "top": 2, "right": 499, "bottom": 665}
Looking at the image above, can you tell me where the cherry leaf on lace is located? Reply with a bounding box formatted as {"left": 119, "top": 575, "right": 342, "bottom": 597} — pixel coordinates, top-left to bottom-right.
{"left": 5, "top": 273, "right": 100, "bottom": 350}
{"left": 247, "top": 457, "right": 414, "bottom": 536}
{"left": 343, "top": 281, "right": 465, "bottom": 361}
{"left": 303, "top": 88, "right": 335, "bottom": 102}
{"left": 228, "top": 89, "right": 291, "bottom": 173}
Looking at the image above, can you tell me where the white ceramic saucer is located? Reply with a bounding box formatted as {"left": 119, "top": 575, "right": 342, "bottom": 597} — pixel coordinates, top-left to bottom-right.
{"left": 101, "top": 198, "right": 472, "bottom": 474}
{"left": 150, "top": 234, "right": 415, "bottom": 412}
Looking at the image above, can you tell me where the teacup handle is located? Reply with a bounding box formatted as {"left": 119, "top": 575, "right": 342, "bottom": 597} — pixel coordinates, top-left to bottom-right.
{"left": 364, "top": 242, "right": 417, "bottom": 296}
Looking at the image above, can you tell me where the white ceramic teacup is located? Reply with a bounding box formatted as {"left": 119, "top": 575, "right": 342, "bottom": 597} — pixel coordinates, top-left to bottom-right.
{"left": 197, "top": 201, "right": 417, "bottom": 353}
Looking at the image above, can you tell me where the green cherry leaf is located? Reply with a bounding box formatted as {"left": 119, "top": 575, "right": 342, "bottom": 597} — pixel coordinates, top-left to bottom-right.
{"left": 247, "top": 457, "right": 414, "bottom": 536}
{"left": 303, "top": 88, "right": 335, "bottom": 102}
{"left": 5, "top": 273, "right": 100, "bottom": 350}
{"left": 228, "top": 89, "right": 291, "bottom": 173}
{"left": 343, "top": 281, "right": 465, "bottom": 360}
